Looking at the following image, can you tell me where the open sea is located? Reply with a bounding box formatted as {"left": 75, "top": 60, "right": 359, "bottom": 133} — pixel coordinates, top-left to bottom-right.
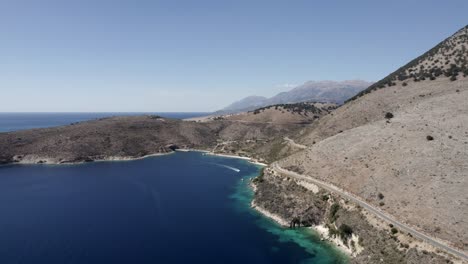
{"left": 0, "top": 113, "right": 347, "bottom": 263}
{"left": 0, "top": 112, "right": 210, "bottom": 133}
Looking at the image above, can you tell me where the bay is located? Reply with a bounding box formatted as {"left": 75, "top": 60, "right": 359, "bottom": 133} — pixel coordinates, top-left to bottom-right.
{"left": 0, "top": 152, "right": 346, "bottom": 263}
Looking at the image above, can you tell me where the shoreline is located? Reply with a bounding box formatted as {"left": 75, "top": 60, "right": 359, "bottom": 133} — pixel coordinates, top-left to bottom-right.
{"left": 206, "top": 152, "right": 268, "bottom": 166}
{"left": 249, "top": 188, "right": 353, "bottom": 257}
{"left": 250, "top": 201, "right": 289, "bottom": 226}
{"left": 7, "top": 152, "right": 175, "bottom": 166}
{"left": 177, "top": 148, "right": 268, "bottom": 167}
{"left": 6, "top": 148, "right": 269, "bottom": 167}
{"left": 5, "top": 145, "right": 350, "bottom": 257}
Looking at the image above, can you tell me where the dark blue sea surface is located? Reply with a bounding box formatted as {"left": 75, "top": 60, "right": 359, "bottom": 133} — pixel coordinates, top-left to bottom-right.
{"left": 0, "top": 112, "right": 210, "bottom": 132}
{"left": 0, "top": 152, "right": 346, "bottom": 263}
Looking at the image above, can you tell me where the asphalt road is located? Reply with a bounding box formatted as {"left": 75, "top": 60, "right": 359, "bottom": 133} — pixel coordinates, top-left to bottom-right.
{"left": 272, "top": 163, "right": 468, "bottom": 261}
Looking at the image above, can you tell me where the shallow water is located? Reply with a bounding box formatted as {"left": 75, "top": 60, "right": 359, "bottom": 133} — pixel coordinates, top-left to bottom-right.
{"left": 0, "top": 152, "right": 346, "bottom": 263}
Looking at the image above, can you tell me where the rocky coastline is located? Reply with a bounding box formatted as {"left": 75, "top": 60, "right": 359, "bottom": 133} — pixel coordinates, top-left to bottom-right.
{"left": 250, "top": 168, "right": 460, "bottom": 264}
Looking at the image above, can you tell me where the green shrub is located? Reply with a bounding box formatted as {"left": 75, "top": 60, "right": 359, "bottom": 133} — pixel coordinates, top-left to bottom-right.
{"left": 252, "top": 168, "right": 265, "bottom": 183}
{"left": 329, "top": 203, "right": 340, "bottom": 222}
{"left": 338, "top": 224, "right": 353, "bottom": 239}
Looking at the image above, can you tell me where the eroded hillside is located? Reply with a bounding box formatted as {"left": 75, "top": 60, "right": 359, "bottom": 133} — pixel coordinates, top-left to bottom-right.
{"left": 278, "top": 26, "right": 468, "bottom": 253}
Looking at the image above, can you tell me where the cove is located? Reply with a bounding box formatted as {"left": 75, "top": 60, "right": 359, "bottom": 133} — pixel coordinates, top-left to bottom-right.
{"left": 0, "top": 151, "right": 346, "bottom": 263}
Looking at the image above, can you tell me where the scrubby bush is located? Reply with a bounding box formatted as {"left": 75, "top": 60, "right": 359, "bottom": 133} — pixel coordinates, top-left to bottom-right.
{"left": 338, "top": 224, "right": 353, "bottom": 239}
{"left": 391, "top": 228, "right": 398, "bottom": 234}
{"left": 378, "top": 193, "right": 385, "bottom": 199}
{"left": 252, "top": 168, "right": 265, "bottom": 183}
{"left": 329, "top": 203, "right": 340, "bottom": 222}
{"left": 426, "top": 135, "right": 434, "bottom": 141}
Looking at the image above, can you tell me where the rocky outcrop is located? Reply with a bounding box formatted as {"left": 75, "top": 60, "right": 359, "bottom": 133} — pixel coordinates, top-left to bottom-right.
{"left": 253, "top": 167, "right": 327, "bottom": 227}
{"left": 252, "top": 169, "right": 456, "bottom": 263}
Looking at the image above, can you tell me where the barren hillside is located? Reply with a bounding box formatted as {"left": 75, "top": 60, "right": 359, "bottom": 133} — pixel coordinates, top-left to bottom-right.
{"left": 0, "top": 102, "right": 335, "bottom": 165}
{"left": 280, "top": 26, "right": 468, "bottom": 251}
{"left": 208, "top": 102, "right": 337, "bottom": 162}
{"left": 226, "top": 102, "right": 337, "bottom": 124}
{"left": 0, "top": 116, "right": 220, "bottom": 164}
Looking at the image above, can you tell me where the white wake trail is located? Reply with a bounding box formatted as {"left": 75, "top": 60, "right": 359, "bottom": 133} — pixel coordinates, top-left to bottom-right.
{"left": 205, "top": 162, "right": 240, "bottom": 172}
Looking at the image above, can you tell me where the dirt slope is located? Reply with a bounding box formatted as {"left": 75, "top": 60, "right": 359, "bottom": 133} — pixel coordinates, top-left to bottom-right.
{"left": 280, "top": 26, "right": 468, "bottom": 251}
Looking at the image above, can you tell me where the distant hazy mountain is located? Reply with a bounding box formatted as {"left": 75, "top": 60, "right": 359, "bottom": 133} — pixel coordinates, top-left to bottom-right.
{"left": 219, "top": 80, "right": 372, "bottom": 114}
{"left": 221, "top": 95, "right": 268, "bottom": 113}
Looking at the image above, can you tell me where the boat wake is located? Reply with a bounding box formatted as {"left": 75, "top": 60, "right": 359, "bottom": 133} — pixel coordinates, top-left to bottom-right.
{"left": 220, "top": 164, "right": 240, "bottom": 172}
{"left": 206, "top": 162, "right": 240, "bottom": 172}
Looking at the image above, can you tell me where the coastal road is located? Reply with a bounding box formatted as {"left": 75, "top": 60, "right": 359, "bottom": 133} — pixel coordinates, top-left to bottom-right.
{"left": 271, "top": 163, "right": 468, "bottom": 261}
{"left": 283, "top": 137, "right": 307, "bottom": 149}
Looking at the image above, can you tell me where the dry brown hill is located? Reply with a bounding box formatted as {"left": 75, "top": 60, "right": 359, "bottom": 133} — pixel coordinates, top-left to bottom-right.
{"left": 226, "top": 102, "right": 337, "bottom": 124}
{"left": 0, "top": 102, "right": 336, "bottom": 165}
{"left": 206, "top": 102, "right": 337, "bottom": 162}
{"left": 0, "top": 116, "right": 219, "bottom": 164}
{"left": 279, "top": 26, "right": 468, "bottom": 251}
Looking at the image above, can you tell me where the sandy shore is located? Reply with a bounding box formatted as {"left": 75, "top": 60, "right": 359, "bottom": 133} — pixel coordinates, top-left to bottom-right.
{"left": 176, "top": 148, "right": 268, "bottom": 167}
{"left": 95, "top": 152, "right": 174, "bottom": 162}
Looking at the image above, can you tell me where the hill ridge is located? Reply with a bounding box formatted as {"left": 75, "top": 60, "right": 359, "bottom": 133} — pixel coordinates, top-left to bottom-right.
{"left": 348, "top": 25, "right": 467, "bottom": 102}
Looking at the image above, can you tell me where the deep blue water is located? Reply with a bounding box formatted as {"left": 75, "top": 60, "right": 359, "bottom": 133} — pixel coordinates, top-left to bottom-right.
{"left": 0, "top": 112, "right": 210, "bottom": 132}
{"left": 0, "top": 152, "right": 346, "bottom": 264}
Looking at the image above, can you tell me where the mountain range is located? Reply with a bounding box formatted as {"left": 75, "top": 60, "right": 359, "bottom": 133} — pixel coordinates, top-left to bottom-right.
{"left": 219, "top": 80, "right": 373, "bottom": 114}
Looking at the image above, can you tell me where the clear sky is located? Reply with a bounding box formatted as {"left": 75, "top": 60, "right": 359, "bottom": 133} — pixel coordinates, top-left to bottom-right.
{"left": 1, "top": 0, "right": 467, "bottom": 112}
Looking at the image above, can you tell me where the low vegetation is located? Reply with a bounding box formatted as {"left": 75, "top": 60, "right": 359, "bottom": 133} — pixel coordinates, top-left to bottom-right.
{"left": 251, "top": 102, "right": 336, "bottom": 116}
{"left": 329, "top": 203, "right": 340, "bottom": 223}
{"left": 347, "top": 25, "right": 467, "bottom": 102}
{"left": 384, "top": 112, "right": 394, "bottom": 119}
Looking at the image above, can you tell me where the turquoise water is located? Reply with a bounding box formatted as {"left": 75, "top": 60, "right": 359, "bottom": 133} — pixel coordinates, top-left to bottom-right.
{"left": 230, "top": 168, "right": 348, "bottom": 264}
{"left": 0, "top": 151, "right": 346, "bottom": 263}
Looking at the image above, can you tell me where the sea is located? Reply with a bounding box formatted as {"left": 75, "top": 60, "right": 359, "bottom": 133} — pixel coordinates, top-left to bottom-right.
{"left": 0, "top": 112, "right": 210, "bottom": 133}
{"left": 0, "top": 113, "right": 347, "bottom": 263}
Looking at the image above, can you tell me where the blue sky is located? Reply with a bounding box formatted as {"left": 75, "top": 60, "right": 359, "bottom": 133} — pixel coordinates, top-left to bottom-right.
{"left": 1, "top": 0, "right": 467, "bottom": 112}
